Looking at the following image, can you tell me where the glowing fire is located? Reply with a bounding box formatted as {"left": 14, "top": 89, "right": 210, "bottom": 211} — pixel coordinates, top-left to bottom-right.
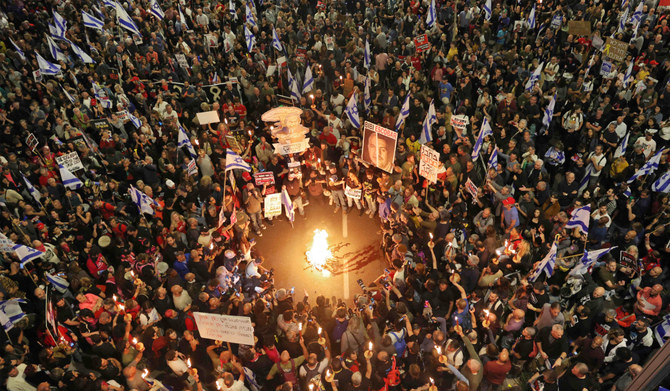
{"left": 306, "top": 229, "right": 333, "bottom": 277}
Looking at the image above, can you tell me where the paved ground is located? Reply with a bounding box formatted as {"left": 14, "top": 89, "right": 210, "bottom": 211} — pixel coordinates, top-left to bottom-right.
{"left": 254, "top": 203, "right": 385, "bottom": 303}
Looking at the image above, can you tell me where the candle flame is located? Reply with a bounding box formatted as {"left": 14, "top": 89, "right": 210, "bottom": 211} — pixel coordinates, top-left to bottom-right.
{"left": 317, "top": 327, "right": 322, "bottom": 335}
{"left": 430, "top": 377, "right": 434, "bottom": 384}
{"left": 216, "top": 380, "right": 221, "bottom": 390}
{"left": 210, "top": 243, "right": 214, "bottom": 250}
{"left": 299, "top": 323, "right": 302, "bottom": 331}
{"left": 436, "top": 346, "right": 442, "bottom": 355}
{"left": 429, "top": 233, "right": 433, "bottom": 240}
{"left": 119, "top": 304, "right": 125, "bottom": 311}
{"left": 368, "top": 341, "right": 373, "bottom": 350}
{"left": 132, "top": 338, "right": 138, "bottom": 345}
{"left": 113, "top": 294, "right": 117, "bottom": 302}
{"left": 142, "top": 369, "right": 148, "bottom": 379}
{"left": 187, "top": 358, "right": 191, "bottom": 368}
{"left": 309, "top": 384, "right": 314, "bottom": 391}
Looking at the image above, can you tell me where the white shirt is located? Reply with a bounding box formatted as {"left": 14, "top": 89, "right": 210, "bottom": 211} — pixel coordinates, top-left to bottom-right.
{"left": 6, "top": 364, "right": 37, "bottom": 391}
{"left": 634, "top": 137, "right": 656, "bottom": 158}
{"left": 608, "top": 120, "right": 628, "bottom": 139}
{"left": 591, "top": 210, "right": 611, "bottom": 228}
{"left": 220, "top": 380, "right": 249, "bottom": 391}
{"left": 167, "top": 358, "right": 189, "bottom": 376}
{"left": 588, "top": 153, "right": 607, "bottom": 177}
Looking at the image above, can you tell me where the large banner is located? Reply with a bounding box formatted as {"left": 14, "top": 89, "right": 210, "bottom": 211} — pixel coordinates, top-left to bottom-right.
{"left": 273, "top": 140, "right": 310, "bottom": 155}
{"left": 192, "top": 312, "right": 255, "bottom": 345}
{"left": 168, "top": 82, "right": 239, "bottom": 105}
{"left": 361, "top": 121, "right": 397, "bottom": 173}
{"left": 419, "top": 145, "right": 441, "bottom": 183}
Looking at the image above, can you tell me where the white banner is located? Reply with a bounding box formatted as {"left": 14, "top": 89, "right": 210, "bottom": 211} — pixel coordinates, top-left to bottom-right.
{"left": 264, "top": 193, "right": 282, "bottom": 217}
{"left": 273, "top": 140, "right": 310, "bottom": 155}
{"left": 450, "top": 115, "right": 470, "bottom": 133}
{"left": 345, "top": 186, "right": 362, "bottom": 199}
{"left": 55, "top": 151, "right": 84, "bottom": 171}
{"left": 419, "top": 145, "right": 441, "bottom": 183}
{"left": 192, "top": 312, "right": 254, "bottom": 346}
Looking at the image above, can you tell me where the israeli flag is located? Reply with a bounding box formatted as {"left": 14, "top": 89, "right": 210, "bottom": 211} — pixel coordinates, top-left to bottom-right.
{"left": 281, "top": 188, "right": 295, "bottom": 222}
{"left": 0, "top": 298, "right": 27, "bottom": 331}
{"left": 529, "top": 240, "right": 557, "bottom": 282}
{"left": 525, "top": 62, "right": 544, "bottom": 91}
{"left": 618, "top": 7, "right": 629, "bottom": 34}
{"left": 579, "top": 164, "right": 595, "bottom": 194}
{"left": 35, "top": 52, "right": 61, "bottom": 75}
{"left": 129, "top": 185, "right": 158, "bottom": 215}
{"left": 654, "top": 314, "right": 670, "bottom": 346}
{"left": 564, "top": 205, "right": 591, "bottom": 234}
{"left": 178, "top": 124, "right": 198, "bottom": 159}
{"left": 13, "top": 244, "right": 43, "bottom": 266}
{"left": 623, "top": 62, "right": 633, "bottom": 89}
{"left": 471, "top": 117, "right": 493, "bottom": 160}
{"left": 363, "top": 76, "right": 371, "bottom": 116}
{"left": 225, "top": 149, "right": 252, "bottom": 172}
{"left": 92, "top": 4, "right": 106, "bottom": 20}
{"left": 148, "top": 0, "right": 165, "bottom": 20}
{"left": 116, "top": 2, "right": 141, "bottom": 35}
{"left": 58, "top": 163, "right": 83, "bottom": 190}
{"left": 244, "top": 24, "right": 255, "bottom": 52}
{"left": 128, "top": 111, "right": 141, "bottom": 129}
{"left": 246, "top": 4, "right": 256, "bottom": 27}
{"left": 101, "top": 0, "right": 116, "bottom": 8}
{"left": 614, "top": 132, "right": 630, "bottom": 158}
{"left": 62, "top": 86, "right": 75, "bottom": 104}
{"left": 569, "top": 246, "right": 617, "bottom": 276}
{"left": 46, "top": 35, "right": 67, "bottom": 62}
{"left": 527, "top": 4, "right": 536, "bottom": 29}
{"left": 345, "top": 93, "right": 360, "bottom": 129}
{"left": 287, "top": 67, "right": 301, "bottom": 102}
{"left": 93, "top": 83, "right": 112, "bottom": 109}
{"left": 420, "top": 100, "right": 437, "bottom": 144}
{"left": 70, "top": 41, "right": 95, "bottom": 64}
{"left": 178, "top": 5, "right": 189, "bottom": 29}
{"left": 395, "top": 94, "right": 411, "bottom": 132}
{"left": 627, "top": 148, "right": 665, "bottom": 183}
{"left": 229, "top": 0, "right": 236, "bottom": 15}
{"left": 652, "top": 171, "right": 670, "bottom": 193}
{"left": 272, "top": 27, "right": 283, "bottom": 52}
{"left": 302, "top": 63, "right": 314, "bottom": 94}
{"left": 427, "top": 0, "right": 437, "bottom": 26}
{"left": 82, "top": 10, "right": 105, "bottom": 30}
{"left": 9, "top": 38, "right": 25, "bottom": 61}
{"left": 364, "top": 39, "right": 371, "bottom": 69}
{"left": 488, "top": 148, "right": 499, "bottom": 171}
{"left": 21, "top": 174, "right": 41, "bottom": 204}
{"left": 483, "top": 0, "right": 492, "bottom": 21}
{"left": 544, "top": 147, "right": 565, "bottom": 165}
{"left": 542, "top": 94, "right": 556, "bottom": 128}
{"left": 53, "top": 11, "right": 68, "bottom": 39}
{"left": 46, "top": 272, "right": 70, "bottom": 293}
{"left": 629, "top": 1, "right": 643, "bottom": 25}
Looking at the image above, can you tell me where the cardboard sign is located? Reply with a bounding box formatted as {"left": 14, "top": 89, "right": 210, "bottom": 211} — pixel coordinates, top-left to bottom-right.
{"left": 254, "top": 172, "right": 275, "bottom": 185}
{"left": 55, "top": 152, "right": 85, "bottom": 172}
{"left": 451, "top": 115, "right": 470, "bottom": 133}
{"left": 192, "top": 312, "right": 254, "bottom": 345}
{"left": 345, "top": 186, "right": 362, "bottom": 199}
{"left": 32, "top": 70, "right": 42, "bottom": 83}
{"left": 273, "top": 140, "right": 310, "bottom": 155}
{"left": 266, "top": 65, "right": 277, "bottom": 77}
{"left": 187, "top": 159, "right": 198, "bottom": 176}
{"left": 603, "top": 38, "right": 628, "bottom": 62}
{"left": 620, "top": 251, "right": 637, "bottom": 270}
{"left": 0, "top": 235, "right": 15, "bottom": 252}
{"left": 465, "top": 178, "right": 479, "bottom": 200}
{"left": 568, "top": 21, "right": 592, "bottom": 36}
{"left": 264, "top": 193, "right": 282, "bottom": 217}
{"left": 419, "top": 144, "right": 441, "bottom": 183}
{"left": 90, "top": 119, "right": 112, "bottom": 133}
{"left": 196, "top": 110, "right": 220, "bottom": 125}
{"left": 600, "top": 61, "right": 613, "bottom": 76}
{"left": 361, "top": 121, "right": 398, "bottom": 173}
{"left": 175, "top": 53, "right": 189, "bottom": 69}
{"left": 26, "top": 133, "right": 39, "bottom": 151}
{"left": 116, "top": 110, "right": 129, "bottom": 121}
{"left": 414, "top": 34, "right": 431, "bottom": 53}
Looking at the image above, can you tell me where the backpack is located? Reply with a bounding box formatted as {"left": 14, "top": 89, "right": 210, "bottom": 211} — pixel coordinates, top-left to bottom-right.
{"left": 389, "top": 331, "right": 407, "bottom": 357}
{"left": 279, "top": 358, "right": 298, "bottom": 384}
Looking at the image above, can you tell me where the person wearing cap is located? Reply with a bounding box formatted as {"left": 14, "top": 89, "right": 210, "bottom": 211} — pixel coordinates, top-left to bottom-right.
{"left": 500, "top": 197, "right": 519, "bottom": 235}
{"left": 242, "top": 183, "right": 265, "bottom": 237}
{"left": 633, "top": 129, "right": 657, "bottom": 158}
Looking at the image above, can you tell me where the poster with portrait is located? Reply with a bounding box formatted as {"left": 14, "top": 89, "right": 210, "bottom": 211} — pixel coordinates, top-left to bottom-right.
{"left": 361, "top": 121, "right": 397, "bottom": 173}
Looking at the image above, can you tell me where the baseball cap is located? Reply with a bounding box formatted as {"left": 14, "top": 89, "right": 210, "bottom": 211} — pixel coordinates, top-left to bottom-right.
{"left": 502, "top": 197, "right": 515, "bottom": 206}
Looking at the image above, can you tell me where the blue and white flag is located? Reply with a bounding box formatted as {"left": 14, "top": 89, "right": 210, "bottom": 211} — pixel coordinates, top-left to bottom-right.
{"left": 128, "top": 111, "right": 141, "bottom": 129}
{"left": 82, "top": 10, "right": 105, "bottom": 30}
{"left": 627, "top": 148, "right": 665, "bottom": 183}
{"left": 302, "top": 63, "right": 314, "bottom": 94}
{"left": 565, "top": 205, "right": 591, "bottom": 233}
{"left": 225, "top": 149, "right": 252, "bottom": 171}
{"left": 654, "top": 313, "right": 670, "bottom": 346}
{"left": 614, "top": 132, "right": 630, "bottom": 158}
{"left": 70, "top": 41, "right": 95, "bottom": 64}
{"left": 281, "top": 188, "right": 294, "bottom": 222}
{"left": 58, "top": 163, "right": 83, "bottom": 190}
{"left": 93, "top": 83, "right": 112, "bottom": 109}
{"left": 46, "top": 272, "right": 70, "bottom": 293}
{"left": 487, "top": 148, "right": 499, "bottom": 171}
{"left": 420, "top": 100, "right": 437, "bottom": 144}
{"left": 178, "top": 124, "right": 198, "bottom": 159}
{"left": 525, "top": 62, "right": 544, "bottom": 91}
{"left": 483, "top": 0, "right": 492, "bottom": 21}
{"left": 363, "top": 76, "right": 371, "bottom": 116}
{"left": 629, "top": 1, "right": 643, "bottom": 25}
{"left": 229, "top": 0, "right": 236, "bottom": 16}
{"left": 46, "top": 35, "right": 67, "bottom": 63}
{"left": 53, "top": 11, "right": 68, "bottom": 39}
{"left": 569, "top": 246, "right": 617, "bottom": 276}
{"left": 652, "top": 171, "right": 670, "bottom": 193}
{"left": 149, "top": 0, "right": 165, "bottom": 20}
{"left": 272, "top": 27, "right": 283, "bottom": 52}
{"left": 9, "top": 38, "right": 25, "bottom": 61}
{"left": 22, "top": 174, "right": 41, "bottom": 204}
{"left": 364, "top": 39, "right": 371, "bottom": 69}
{"left": 244, "top": 24, "right": 255, "bottom": 52}
{"left": 287, "top": 68, "right": 301, "bottom": 102}
{"left": 529, "top": 240, "right": 557, "bottom": 282}
{"left": 544, "top": 146, "right": 565, "bottom": 166}
{"left": 618, "top": 7, "right": 629, "bottom": 34}
{"left": 579, "top": 163, "right": 595, "bottom": 194}
{"left": 471, "top": 117, "right": 493, "bottom": 160}
{"left": 0, "top": 298, "right": 27, "bottom": 331}
{"left": 13, "top": 244, "right": 43, "bottom": 266}
{"left": 427, "top": 0, "right": 438, "bottom": 26}
{"left": 116, "top": 2, "right": 141, "bottom": 35}
{"left": 92, "top": 4, "right": 106, "bottom": 19}
{"left": 129, "top": 185, "right": 158, "bottom": 215}
{"left": 178, "top": 5, "right": 189, "bottom": 29}
{"left": 395, "top": 94, "right": 411, "bottom": 132}
{"left": 62, "top": 86, "right": 75, "bottom": 104}
{"left": 345, "top": 93, "right": 360, "bottom": 129}
{"left": 35, "top": 52, "right": 61, "bottom": 75}
{"left": 245, "top": 4, "right": 256, "bottom": 27}
{"left": 542, "top": 94, "right": 556, "bottom": 128}
{"left": 623, "top": 62, "right": 633, "bottom": 89}
{"left": 527, "top": 4, "right": 536, "bottom": 29}
{"left": 101, "top": 0, "right": 116, "bottom": 8}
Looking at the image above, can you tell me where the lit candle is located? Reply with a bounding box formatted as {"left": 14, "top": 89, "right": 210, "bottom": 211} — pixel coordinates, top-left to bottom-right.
{"left": 209, "top": 243, "right": 214, "bottom": 250}
{"left": 365, "top": 341, "right": 374, "bottom": 359}
{"left": 132, "top": 337, "right": 138, "bottom": 345}
{"left": 142, "top": 369, "right": 154, "bottom": 386}
{"left": 248, "top": 130, "right": 252, "bottom": 136}
{"left": 187, "top": 358, "right": 191, "bottom": 368}
{"left": 317, "top": 327, "right": 322, "bottom": 335}
{"left": 194, "top": 139, "right": 199, "bottom": 146}
{"left": 310, "top": 94, "right": 314, "bottom": 100}
{"left": 299, "top": 323, "right": 303, "bottom": 332}
{"left": 436, "top": 346, "right": 441, "bottom": 355}
{"left": 309, "top": 384, "right": 314, "bottom": 391}
{"left": 429, "top": 233, "right": 433, "bottom": 241}
{"left": 119, "top": 304, "right": 125, "bottom": 311}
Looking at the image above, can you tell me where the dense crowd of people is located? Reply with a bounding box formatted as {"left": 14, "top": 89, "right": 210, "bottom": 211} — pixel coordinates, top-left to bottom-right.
{"left": 0, "top": 0, "right": 669, "bottom": 390}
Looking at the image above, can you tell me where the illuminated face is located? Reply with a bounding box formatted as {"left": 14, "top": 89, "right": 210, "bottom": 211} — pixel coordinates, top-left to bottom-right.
{"left": 367, "top": 134, "right": 389, "bottom": 168}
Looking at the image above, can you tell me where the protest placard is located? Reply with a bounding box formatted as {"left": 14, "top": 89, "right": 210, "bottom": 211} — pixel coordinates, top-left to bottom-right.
{"left": 254, "top": 172, "right": 275, "bottom": 185}
{"left": 465, "top": 178, "right": 479, "bottom": 200}
{"left": 414, "top": 34, "right": 431, "bottom": 53}
{"left": 419, "top": 145, "right": 441, "bottom": 183}
{"left": 451, "top": 115, "right": 470, "bottom": 133}
{"left": 175, "top": 53, "right": 189, "bottom": 69}
{"left": 568, "top": 21, "right": 592, "bottom": 36}
{"left": 187, "top": 159, "right": 198, "bottom": 176}
{"left": 345, "top": 186, "right": 362, "bottom": 199}
{"left": 26, "top": 133, "right": 39, "bottom": 151}
{"left": 361, "top": 121, "right": 398, "bottom": 173}
{"left": 264, "top": 193, "right": 282, "bottom": 217}
{"left": 55, "top": 152, "right": 84, "bottom": 172}
{"left": 273, "top": 140, "right": 310, "bottom": 155}
{"left": 192, "top": 312, "right": 254, "bottom": 345}
{"left": 196, "top": 110, "right": 220, "bottom": 125}
{"left": 603, "top": 38, "right": 627, "bottom": 62}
